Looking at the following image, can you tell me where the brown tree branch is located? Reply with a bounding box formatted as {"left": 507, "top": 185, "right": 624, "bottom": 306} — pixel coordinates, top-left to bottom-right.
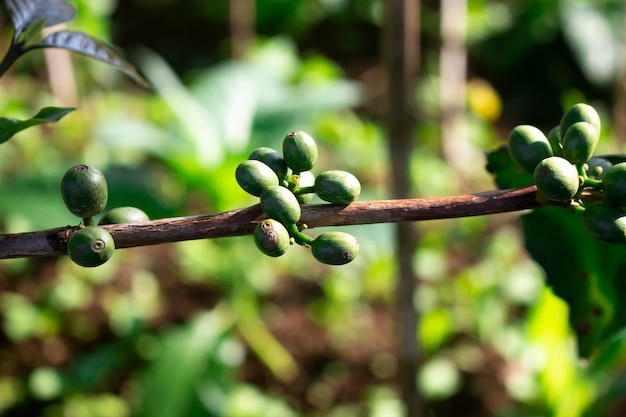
{"left": 0, "top": 186, "right": 541, "bottom": 260}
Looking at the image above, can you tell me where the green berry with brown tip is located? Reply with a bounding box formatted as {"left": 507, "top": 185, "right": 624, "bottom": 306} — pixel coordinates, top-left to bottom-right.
{"left": 61, "top": 164, "right": 108, "bottom": 219}
{"left": 282, "top": 131, "right": 318, "bottom": 173}
{"left": 67, "top": 226, "right": 115, "bottom": 267}
{"left": 311, "top": 232, "right": 359, "bottom": 265}
{"left": 254, "top": 219, "right": 291, "bottom": 257}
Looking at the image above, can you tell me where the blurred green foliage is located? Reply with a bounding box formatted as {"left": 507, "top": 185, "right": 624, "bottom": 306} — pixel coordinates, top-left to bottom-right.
{"left": 1, "top": 1, "right": 626, "bottom": 417}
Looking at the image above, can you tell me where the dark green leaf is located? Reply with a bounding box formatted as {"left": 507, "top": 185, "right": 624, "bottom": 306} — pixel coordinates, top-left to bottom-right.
{"left": 33, "top": 30, "right": 150, "bottom": 88}
{"left": 597, "top": 154, "right": 626, "bottom": 165}
{"left": 6, "top": 0, "right": 76, "bottom": 39}
{"left": 485, "top": 145, "right": 534, "bottom": 189}
{"left": 522, "top": 206, "right": 626, "bottom": 356}
{"left": 0, "top": 106, "right": 75, "bottom": 145}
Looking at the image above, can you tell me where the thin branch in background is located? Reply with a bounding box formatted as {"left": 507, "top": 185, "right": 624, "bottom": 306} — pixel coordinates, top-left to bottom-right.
{"left": 611, "top": 4, "right": 626, "bottom": 147}
{"left": 440, "top": 0, "right": 470, "bottom": 179}
{"left": 43, "top": 24, "right": 78, "bottom": 107}
{"left": 383, "top": 0, "right": 423, "bottom": 415}
{"left": 230, "top": 0, "right": 256, "bottom": 59}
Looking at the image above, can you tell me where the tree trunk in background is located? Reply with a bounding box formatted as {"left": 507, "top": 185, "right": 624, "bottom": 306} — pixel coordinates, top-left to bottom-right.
{"left": 383, "top": 1, "right": 424, "bottom": 416}
{"left": 611, "top": 4, "right": 626, "bottom": 147}
{"left": 43, "top": 24, "right": 78, "bottom": 107}
{"left": 230, "top": 0, "right": 256, "bottom": 59}
{"left": 440, "top": 0, "right": 469, "bottom": 179}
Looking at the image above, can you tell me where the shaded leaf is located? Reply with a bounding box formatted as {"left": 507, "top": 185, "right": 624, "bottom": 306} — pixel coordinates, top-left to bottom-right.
{"left": 34, "top": 30, "right": 150, "bottom": 88}
{"left": 583, "top": 328, "right": 626, "bottom": 416}
{"left": 6, "top": 0, "right": 76, "bottom": 38}
{"left": 0, "top": 106, "right": 75, "bottom": 145}
{"left": 485, "top": 144, "right": 534, "bottom": 190}
{"left": 597, "top": 154, "right": 626, "bottom": 165}
{"left": 522, "top": 206, "right": 626, "bottom": 356}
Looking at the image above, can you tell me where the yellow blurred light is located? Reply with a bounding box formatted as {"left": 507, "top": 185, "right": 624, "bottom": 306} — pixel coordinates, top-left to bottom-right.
{"left": 467, "top": 78, "right": 502, "bottom": 122}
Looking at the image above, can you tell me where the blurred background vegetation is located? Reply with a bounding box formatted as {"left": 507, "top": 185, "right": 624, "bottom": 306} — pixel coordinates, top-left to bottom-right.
{"left": 0, "top": 0, "right": 625, "bottom": 416}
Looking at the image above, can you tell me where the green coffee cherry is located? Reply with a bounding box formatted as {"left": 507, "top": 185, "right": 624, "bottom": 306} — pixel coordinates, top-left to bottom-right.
{"left": 560, "top": 103, "right": 601, "bottom": 141}
{"left": 508, "top": 125, "right": 553, "bottom": 173}
{"left": 547, "top": 126, "right": 563, "bottom": 156}
{"left": 254, "top": 219, "right": 291, "bottom": 257}
{"left": 260, "top": 185, "right": 301, "bottom": 225}
{"left": 586, "top": 157, "right": 612, "bottom": 179}
{"left": 236, "top": 160, "right": 280, "bottom": 197}
{"left": 61, "top": 165, "right": 108, "bottom": 219}
{"left": 562, "top": 122, "right": 598, "bottom": 165}
{"left": 602, "top": 162, "right": 626, "bottom": 206}
{"left": 67, "top": 226, "right": 115, "bottom": 267}
{"left": 99, "top": 207, "right": 149, "bottom": 225}
{"left": 311, "top": 232, "right": 359, "bottom": 265}
{"left": 533, "top": 156, "right": 580, "bottom": 202}
{"left": 314, "top": 170, "right": 361, "bottom": 204}
{"left": 282, "top": 131, "right": 318, "bottom": 173}
{"left": 248, "top": 147, "right": 289, "bottom": 180}
{"left": 582, "top": 202, "right": 626, "bottom": 244}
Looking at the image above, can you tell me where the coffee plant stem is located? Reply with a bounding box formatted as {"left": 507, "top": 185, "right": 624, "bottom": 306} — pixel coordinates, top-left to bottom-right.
{"left": 287, "top": 223, "right": 315, "bottom": 246}
{"left": 0, "top": 43, "right": 23, "bottom": 78}
{"left": 295, "top": 186, "right": 316, "bottom": 195}
{"left": 0, "top": 186, "right": 544, "bottom": 259}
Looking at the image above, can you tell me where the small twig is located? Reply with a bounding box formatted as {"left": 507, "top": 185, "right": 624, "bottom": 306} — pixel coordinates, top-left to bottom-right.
{"left": 0, "top": 186, "right": 541, "bottom": 260}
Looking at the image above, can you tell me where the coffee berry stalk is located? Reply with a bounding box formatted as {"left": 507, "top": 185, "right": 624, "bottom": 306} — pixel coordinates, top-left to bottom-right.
{"left": 506, "top": 103, "right": 626, "bottom": 244}
{"left": 236, "top": 131, "right": 361, "bottom": 265}
{"left": 60, "top": 164, "right": 149, "bottom": 267}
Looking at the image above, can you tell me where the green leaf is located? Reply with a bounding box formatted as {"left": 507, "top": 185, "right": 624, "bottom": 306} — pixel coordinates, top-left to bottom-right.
{"left": 485, "top": 144, "right": 534, "bottom": 190}
{"left": 0, "top": 106, "right": 75, "bottom": 145}
{"left": 522, "top": 206, "right": 626, "bottom": 356}
{"left": 597, "top": 154, "right": 626, "bottom": 165}
{"left": 6, "top": 0, "right": 76, "bottom": 39}
{"left": 583, "top": 328, "right": 626, "bottom": 416}
{"left": 138, "top": 307, "right": 236, "bottom": 417}
{"left": 33, "top": 31, "right": 150, "bottom": 88}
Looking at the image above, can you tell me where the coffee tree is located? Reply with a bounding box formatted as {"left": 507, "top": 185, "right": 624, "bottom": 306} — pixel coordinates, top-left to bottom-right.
{"left": 3, "top": 1, "right": 626, "bottom": 416}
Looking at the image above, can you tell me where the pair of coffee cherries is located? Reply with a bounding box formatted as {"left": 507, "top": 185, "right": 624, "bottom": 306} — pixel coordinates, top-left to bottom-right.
{"left": 61, "top": 164, "right": 148, "bottom": 267}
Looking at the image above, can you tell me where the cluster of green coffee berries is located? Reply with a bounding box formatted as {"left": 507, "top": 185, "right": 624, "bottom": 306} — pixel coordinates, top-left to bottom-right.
{"left": 236, "top": 131, "right": 361, "bottom": 265}
{"left": 508, "top": 103, "right": 626, "bottom": 243}
{"left": 61, "top": 164, "right": 149, "bottom": 267}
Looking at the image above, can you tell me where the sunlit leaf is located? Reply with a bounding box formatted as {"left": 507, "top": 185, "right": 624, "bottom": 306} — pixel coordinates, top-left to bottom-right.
{"left": 138, "top": 307, "right": 236, "bottom": 417}
{"left": 0, "top": 106, "right": 75, "bottom": 145}
{"left": 33, "top": 30, "right": 150, "bottom": 88}
{"left": 559, "top": 1, "right": 623, "bottom": 85}
{"left": 6, "top": 0, "right": 76, "bottom": 38}
{"left": 522, "top": 206, "right": 626, "bottom": 356}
